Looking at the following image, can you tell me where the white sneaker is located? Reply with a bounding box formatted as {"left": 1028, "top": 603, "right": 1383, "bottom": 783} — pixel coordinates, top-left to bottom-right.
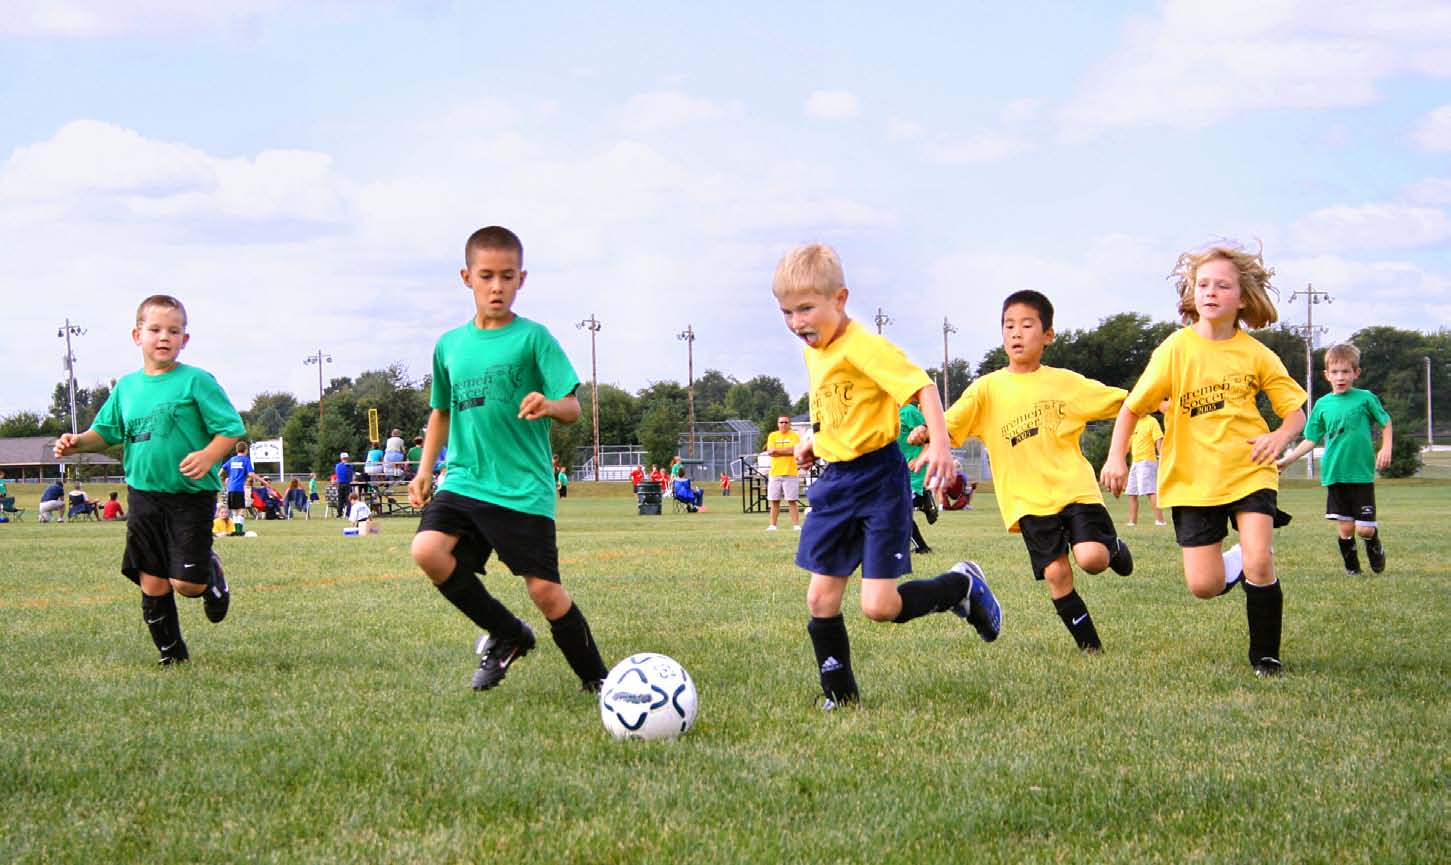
{"left": 766, "top": 524, "right": 778, "bottom": 531}
{"left": 793, "top": 524, "right": 802, "bottom": 531}
{"left": 1155, "top": 520, "right": 1167, "bottom": 527}
{"left": 1126, "top": 522, "right": 1136, "bottom": 528}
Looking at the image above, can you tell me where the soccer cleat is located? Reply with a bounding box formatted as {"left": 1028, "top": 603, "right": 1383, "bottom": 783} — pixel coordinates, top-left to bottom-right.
{"left": 922, "top": 492, "right": 939, "bottom": 525}
{"left": 816, "top": 692, "right": 858, "bottom": 712}
{"left": 471, "top": 624, "right": 537, "bottom": 691}
{"left": 1108, "top": 538, "right": 1134, "bottom": 576}
{"left": 949, "top": 561, "right": 1001, "bottom": 643}
{"left": 1252, "top": 657, "right": 1283, "bottom": 678}
{"left": 580, "top": 678, "right": 604, "bottom": 694}
{"left": 203, "top": 550, "right": 229, "bottom": 623}
{"left": 912, "top": 544, "right": 932, "bottom": 555}
{"left": 158, "top": 639, "right": 190, "bottom": 667}
{"left": 1365, "top": 535, "right": 1386, "bottom": 574}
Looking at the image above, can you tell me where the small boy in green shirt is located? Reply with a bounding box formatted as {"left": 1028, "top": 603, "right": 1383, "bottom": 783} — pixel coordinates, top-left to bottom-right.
{"left": 1277, "top": 343, "right": 1393, "bottom": 575}
{"left": 55, "top": 295, "right": 245, "bottom": 666}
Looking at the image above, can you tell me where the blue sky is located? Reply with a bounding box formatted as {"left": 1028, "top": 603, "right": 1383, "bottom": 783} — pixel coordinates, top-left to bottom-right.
{"left": 4, "top": 0, "right": 1449, "bottom": 418}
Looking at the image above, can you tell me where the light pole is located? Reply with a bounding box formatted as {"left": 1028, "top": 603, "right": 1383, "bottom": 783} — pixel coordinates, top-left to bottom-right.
{"left": 576, "top": 314, "right": 603, "bottom": 482}
{"left": 942, "top": 317, "right": 958, "bottom": 406}
{"left": 677, "top": 325, "right": 695, "bottom": 457}
{"left": 56, "top": 319, "right": 86, "bottom": 436}
{"left": 304, "top": 349, "right": 332, "bottom": 423}
{"left": 1288, "top": 283, "right": 1332, "bottom": 478}
{"left": 874, "top": 307, "right": 892, "bottom": 335}
{"left": 1427, "top": 356, "right": 1435, "bottom": 448}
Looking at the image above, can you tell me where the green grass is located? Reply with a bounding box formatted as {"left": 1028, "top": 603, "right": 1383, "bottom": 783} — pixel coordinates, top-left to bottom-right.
{"left": 3, "top": 483, "right": 1448, "bottom": 864}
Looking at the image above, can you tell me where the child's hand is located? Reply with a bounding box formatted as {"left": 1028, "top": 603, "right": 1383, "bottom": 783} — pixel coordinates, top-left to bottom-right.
{"left": 408, "top": 472, "right": 433, "bottom": 509}
{"left": 906, "top": 424, "right": 929, "bottom": 446}
{"left": 1248, "top": 428, "right": 1293, "bottom": 465}
{"left": 910, "top": 440, "right": 954, "bottom": 492}
{"left": 794, "top": 437, "right": 816, "bottom": 469}
{"left": 178, "top": 451, "right": 211, "bottom": 479}
{"left": 518, "top": 392, "right": 551, "bottom": 420}
{"left": 1099, "top": 454, "right": 1128, "bottom": 498}
{"left": 1274, "top": 456, "right": 1291, "bottom": 473}
{"left": 53, "top": 433, "right": 80, "bottom": 458}
{"left": 1376, "top": 445, "right": 1392, "bottom": 471}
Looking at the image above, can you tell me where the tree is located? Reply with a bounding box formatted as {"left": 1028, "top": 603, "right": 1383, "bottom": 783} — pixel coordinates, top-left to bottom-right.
{"left": 0, "top": 410, "right": 60, "bottom": 437}
{"left": 637, "top": 403, "right": 685, "bottom": 467}
{"left": 691, "top": 369, "right": 737, "bottom": 423}
{"left": 243, "top": 392, "right": 299, "bottom": 439}
{"left": 724, "top": 375, "right": 791, "bottom": 430}
{"left": 923, "top": 358, "right": 975, "bottom": 404}
{"left": 594, "top": 384, "right": 640, "bottom": 445}
{"left": 48, "top": 380, "right": 112, "bottom": 433}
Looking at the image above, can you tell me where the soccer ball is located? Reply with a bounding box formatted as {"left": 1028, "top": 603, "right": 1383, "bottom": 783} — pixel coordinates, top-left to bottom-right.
{"left": 599, "top": 653, "right": 698, "bottom": 741}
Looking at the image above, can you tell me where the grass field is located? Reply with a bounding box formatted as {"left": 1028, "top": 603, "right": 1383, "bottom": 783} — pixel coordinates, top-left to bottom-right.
{"left": 3, "top": 482, "right": 1448, "bottom": 864}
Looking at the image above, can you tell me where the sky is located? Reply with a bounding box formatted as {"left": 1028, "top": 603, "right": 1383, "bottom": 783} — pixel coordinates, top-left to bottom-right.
{"left": 4, "top": 0, "right": 1450, "bottom": 419}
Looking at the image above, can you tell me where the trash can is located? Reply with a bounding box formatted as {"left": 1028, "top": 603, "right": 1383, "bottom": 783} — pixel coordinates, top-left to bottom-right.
{"left": 636, "top": 481, "right": 662, "bottom": 516}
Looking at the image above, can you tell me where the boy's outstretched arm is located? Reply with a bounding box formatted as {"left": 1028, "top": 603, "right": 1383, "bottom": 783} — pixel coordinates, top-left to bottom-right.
{"left": 53, "top": 430, "right": 107, "bottom": 458}
{"left": 1099, "top": 405, "right": 1140, "bottom": 497}
{"left": 180, "top": 435, "right": 240, "bottom": 480}
{"left": 1249, "top": 407, "right": 1306, "bottom": 465}
{"left": 1275, "top": 436, "right": 1319, "bottom": 472}
{"left": 518, "top": 391, "right": 581, "bottom": 424}
{"left": 1376, "top": 419, "right": 1393, "bottom": 471}
{"left": 408, "top": 408, "right": 451, "bottom": 508}
{"left": 908, "top": 384, "right": 955, "bottom": 492}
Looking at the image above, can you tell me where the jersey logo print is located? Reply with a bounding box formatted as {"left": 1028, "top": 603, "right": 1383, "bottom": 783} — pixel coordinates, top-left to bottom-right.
{"left": 812, "top": 381, "right": 855, "bottom": 431}
{"left": 1001, "top": 400, "right": 1066, "bottom": 448}
{"left": 454, "top": 364, "right": 527, "bottom": 412}
{"left": 1181, "top": 374, "right": 1258, "bottom": 418}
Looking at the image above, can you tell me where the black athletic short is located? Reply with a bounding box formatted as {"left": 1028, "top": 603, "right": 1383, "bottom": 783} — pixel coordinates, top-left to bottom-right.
{"left": 226, "top": 491, "right": 246, "bottom": 511}
{"left": 1325, "top": 482, "right": 1377, "bottom": 525}
{"left": 417, "top": 490, "right": 560, "bottom": 582}
{"left": 1170, "top": 488, "right": 1290, "bottom": 548}
{"left": 122, "top": 488, "right": 217, "bottom": 586}
{"left": 1017, "top": 503, "right": 1117, "bottom": 580}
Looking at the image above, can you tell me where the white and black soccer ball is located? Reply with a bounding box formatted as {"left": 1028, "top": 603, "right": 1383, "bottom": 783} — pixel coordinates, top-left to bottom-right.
{"left": 599, "top": 653, "right": 698, "bottom": 741}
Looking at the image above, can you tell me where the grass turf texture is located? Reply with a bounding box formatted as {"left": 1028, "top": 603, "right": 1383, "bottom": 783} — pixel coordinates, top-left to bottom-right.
{"left": 3, "top": 483, "right": 1447, "bottom": 864}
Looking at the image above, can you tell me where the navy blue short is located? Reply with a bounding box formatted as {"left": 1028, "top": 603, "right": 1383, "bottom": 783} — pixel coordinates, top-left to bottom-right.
{"left": 795, "top": 444, "right": 913, "bottom": 579}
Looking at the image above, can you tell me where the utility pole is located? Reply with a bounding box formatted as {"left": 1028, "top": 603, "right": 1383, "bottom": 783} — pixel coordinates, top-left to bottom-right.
{"left": 677, "top": 325, "right": 695, "bottom": 457}
{"left": 873, "top": 307, "right": 892, "bottom": 335}
{"left": 304, "top": 349, "right": 332, "bottom": 423}
{"left": 942, "top": 317, "right": 958, "bottom": 406}
{"left": 1427, "top": 356, "right": 1435, "bottom": 448}
{"left": 56, "top": 319, "right": 86, "bottom": 437}
{"left": 576, "top": 315, "right": 603, "bottom": 481}
{"left": 1288, "top": 283, "right": 1332, "bottom": 479}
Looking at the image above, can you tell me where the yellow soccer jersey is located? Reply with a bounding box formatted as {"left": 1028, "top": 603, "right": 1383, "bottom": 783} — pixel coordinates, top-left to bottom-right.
{"left": 1125, "top": 327, "right": 1306, "bottom": 508}
{"left": 1130, "top": 414, "right": 1163, "bottom": 464}
{"left": 766, "top": 429, "right": 800, "bottom": 476}
{"left": 804, "top": 320, "right": 931, "bottom": 463}
{"left": 946, "top": 366, "right": 1126, "bottom": 532}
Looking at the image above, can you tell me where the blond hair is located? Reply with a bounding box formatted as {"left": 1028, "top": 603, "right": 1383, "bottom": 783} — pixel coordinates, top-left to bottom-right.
{"left": 135, "top": 294, "right": 188, "bottom": 327}
{"left": 772, "top": 243, "right": 845, "bottom": 299}
{"left": 1325, "top": 343, "right": 1361, "bottom": 369}
{"left": 1170, "top": 242, "right": 1278, "bottom": 329}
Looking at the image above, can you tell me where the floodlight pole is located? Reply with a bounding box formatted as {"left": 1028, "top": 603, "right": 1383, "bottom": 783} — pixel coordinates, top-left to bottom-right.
{"left": 577, "top": 314, "right": 603, "bottom": 482}
{"left": 874, "top": 307, "right": 892, "bottom": 335}
{"left": 677, "top": 325, "right": 695, "bottom": 457}
{"left": 942, "top": 317, "right": 958, "bottom": 406}
{"left": 1427, "top": 356, "right": 1435, "bottom": 448}
{"left": 1288, "top": 283, "right": 1332, "bottom": 479}
{"left": 304, "top": 349, "right": 332, "bottom": 423}
{"left": 56, "top": 319, "right": 86, "bottom": 437}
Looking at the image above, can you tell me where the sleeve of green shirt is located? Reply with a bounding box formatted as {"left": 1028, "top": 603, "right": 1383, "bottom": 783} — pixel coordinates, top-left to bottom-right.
{"left": 194, "top": 371, "right": 246, "bottom": 438}
{"left": 534, "top": 327, "right": 580, "bottom": 401}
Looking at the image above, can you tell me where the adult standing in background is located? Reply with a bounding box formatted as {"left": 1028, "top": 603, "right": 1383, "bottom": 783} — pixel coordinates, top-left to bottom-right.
{"left": 335, "top": 452, "right": 354, "bottom": 519}
{"left": 763, "top": 416, "right": 802, "bottom": 531}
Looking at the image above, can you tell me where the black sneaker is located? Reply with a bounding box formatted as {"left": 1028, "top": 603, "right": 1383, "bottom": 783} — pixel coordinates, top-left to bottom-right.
{"left": 949, "top": 561, "right": 1001, "bottom": 643}
{"left": 1252, "top": 656, "right": 1283, "bottom": 678}
{"left": 912, "top": 544, "right": 932, "bottom": 555}
{"left": 922, "top": 492, "right": 939, "bottom": 525}
{"left": 1365, "top": 535, "right": 1386, "bottom": 574}
{"left": 471, "top": 624, "right": 536, "bottom": 690}
{"left": 1108, "top": 538, "right": 1134, "bottom": 576}
{"left": 203, "top": 550, "right": 229, "bottom": 623}
{"left": 158, "top": 639, "right": 190, "bottom": 667}
{"left": 580, "top": 678, "right": 604, "bottom": 694}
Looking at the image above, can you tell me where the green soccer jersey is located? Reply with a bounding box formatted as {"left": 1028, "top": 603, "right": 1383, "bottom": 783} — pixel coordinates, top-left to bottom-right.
{"left": 897, "top": 402, "right": 927, "bottom": 494}
{"left": 91, "top": 364, "right": 246, "bottom": 494}
{"left": 431, "top": 316, "right": 579, "bottom": 519}
{"left": 1304, "top": 388, "right": 1390, "bottom": 485}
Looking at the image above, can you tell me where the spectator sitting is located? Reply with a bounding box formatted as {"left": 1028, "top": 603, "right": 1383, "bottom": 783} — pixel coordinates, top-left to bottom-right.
{"left": 253, "top": 480, "right": 284, "bottom": 520}
{"left": 67, "top": 484, "right": 98, "bottom": 519}
{"left": 671, "top": 476, "right": 707, "bottom": 513}
{"left": 213, "top": 502, "right": 234, "bottom": 536}
{"left": 383, "top": 448, "right": 406, "bottom": 478}
{"left": 101, "top": 491, "right": 126, "bottom": 521}
{"left": 406, "top": 436, "right": 424, "bottom": 478}
{"left": 941, "top": 471, "right": 977, "bottom": 511}
{"left": 385, "top": 428, "right": 406, "bottom": 456}
{"left": 346, "top": 491, "right": 375, "bottom": 534}
{"left": 284, "top": 479, "right": 309, "bottom": 518}
{"left": 39, "top": 481, "right": 65, "bottom": 522}
{"left": 364, "top": 446, "right": 385, "bottom": 476}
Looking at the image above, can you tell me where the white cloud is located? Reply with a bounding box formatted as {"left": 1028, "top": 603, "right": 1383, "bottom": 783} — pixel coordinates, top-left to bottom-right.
{"left": 805, "top": 90, "right": 860, "bottom": 120}
{"left": 1288, "top": 202, "right": 1451, "bottom": 253}
{"left": 887, "top": 117, "right": 925, "bottom": 141}
{"left": 926, "top": 132, "right": 1025, "bottom": 164}
{"left": 1404, "top": 177, "right": 1451, "bottom": 205}
{"left": 1061, "top": 0, "right": 1451, "bottom": 140}
{"left": 0, "top": 0, "right": 285, "bottom": 38}
{"left": 1411, "top": 105, "right": 1451, "bottom": 152}
{"left": 1274, "top": 254, "right": 1451, "bottom": 338}
{"left": 620, "top": 91, "right": 745, "bottom": 132}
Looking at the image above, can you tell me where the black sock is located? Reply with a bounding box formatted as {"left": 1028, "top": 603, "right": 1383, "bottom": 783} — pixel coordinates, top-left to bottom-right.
{"left": 436, "top": 565, "right": 522, "bottom": 638}
{"left": 1243, "top": 579, "right": 1283, "bottom": 664}
{"left": 1337, "top": 537, "right": 1359, "bottom": 570}
{"left": 1364, "top": 529, "right": 1382, "bottom": 550}
{"left": 140, "top": 592, "right": 185, "bottom": 658}
{"left": 910, "top": 521, "right": 927, "bottom": 550}
{"left": 1052, "top": 590, "right": 1102, "bottom": 651}
{"left": 807, "top": 615, "right": 858, "bottom": 702}
{"left": 549, "top": 603, "right": 608, "bottom": 684}
{"left": 892, "top": 571, "right": 969, "bottom": 623}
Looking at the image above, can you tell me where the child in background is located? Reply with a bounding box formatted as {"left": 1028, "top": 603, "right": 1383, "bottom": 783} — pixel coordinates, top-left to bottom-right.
{"left": 213, "top": 503, "right": 234, "bottom": 537}
{"left": 1125, "top": 404, "right": 1167, "bottom": 527}
{"left": 102, "top": 491, "right": 126, "bottom": 521}
{"left": 347, "top": 491, "right": 372, "bottom": 535}
{"left": 1276, "top": 343, "right": 1392, "bottom": 575}
{"left": 1103, "top": 242, "right": 1306, "bottom": 676}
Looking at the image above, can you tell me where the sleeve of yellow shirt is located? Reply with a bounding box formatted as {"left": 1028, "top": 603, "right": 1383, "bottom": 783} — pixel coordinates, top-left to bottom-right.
{"left": 944, "top": 378, "right": 985, "bottom": 448}
{"left": 1126, "top": 343, "right": 1173, "bottom": 416}
{"left": 862, "top": 335, "right": 932, "bottom": 406}
{"left": 1073, "top": 373, "right": 1128, "bottom": 422}
{"left": 1259, "top": 349, "right": 1308, "bottom": 418}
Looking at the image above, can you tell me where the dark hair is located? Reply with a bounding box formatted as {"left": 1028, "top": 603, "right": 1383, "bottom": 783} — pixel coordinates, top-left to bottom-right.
{"left": 1002, "top": 289, "right": 1054, "bottom": 332}
{"left": 465, "top": 225, "right": 524, "bottom": 267}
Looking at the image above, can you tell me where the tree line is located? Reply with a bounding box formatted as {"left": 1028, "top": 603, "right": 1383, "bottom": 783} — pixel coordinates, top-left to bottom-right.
{"left": 5, "top": 318, "right": 1447, "bottom": 476}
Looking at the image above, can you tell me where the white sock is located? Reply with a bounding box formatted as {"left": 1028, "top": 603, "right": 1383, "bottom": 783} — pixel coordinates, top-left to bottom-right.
{"left": 1222, "top": 544, "right": 1243, "bottom": 586}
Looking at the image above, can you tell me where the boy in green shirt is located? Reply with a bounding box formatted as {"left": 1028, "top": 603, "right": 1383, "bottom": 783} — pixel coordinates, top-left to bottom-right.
{"left": 408, "top": 226, "right": 609, "bottom": 693}
{"left": 1277, "top": 343, "right": 1393, "bottom": 575}
{"left": 55, "top": 295, "right": 245, "bottom": 666}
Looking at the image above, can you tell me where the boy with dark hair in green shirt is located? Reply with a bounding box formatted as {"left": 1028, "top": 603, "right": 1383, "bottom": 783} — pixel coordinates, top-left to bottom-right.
{"left": 55, "top": 295, "right": 245, "bottom": 666}
{"left": 1277, "top": 343, "right": 1393, "bottom": 575}
{"left": 408, "top": 225, "right": 609, "bottom": 693}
